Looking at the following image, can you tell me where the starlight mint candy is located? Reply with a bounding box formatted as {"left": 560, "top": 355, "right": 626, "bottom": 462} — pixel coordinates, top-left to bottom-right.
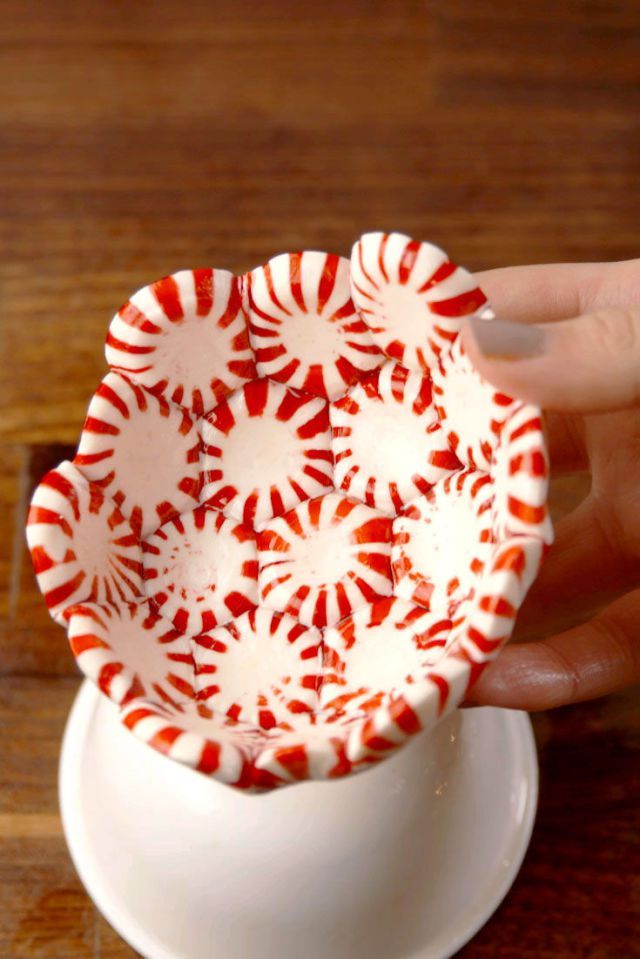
{"left": 27, "top": 232, "right": 552, "bottom": 791}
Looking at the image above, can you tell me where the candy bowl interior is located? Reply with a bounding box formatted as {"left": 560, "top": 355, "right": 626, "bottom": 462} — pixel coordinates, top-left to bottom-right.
{"left": 27, "top": 231, "right": 553, "bottom": 793}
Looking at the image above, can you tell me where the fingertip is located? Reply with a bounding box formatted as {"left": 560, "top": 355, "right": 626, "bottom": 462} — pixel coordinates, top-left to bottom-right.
{"left": 460, "top": 318, "right": 528, "bottom": 407}
{"left": 461, "top": 314, "right": 552, "bottom": 408}
{"left": 464, "top": 315, "right": 546, "bottom": 362}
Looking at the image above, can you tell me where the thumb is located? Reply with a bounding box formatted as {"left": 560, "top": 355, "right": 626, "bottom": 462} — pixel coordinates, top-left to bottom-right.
{"left": 461, "top": 308, "right": 640, "bottom": 413}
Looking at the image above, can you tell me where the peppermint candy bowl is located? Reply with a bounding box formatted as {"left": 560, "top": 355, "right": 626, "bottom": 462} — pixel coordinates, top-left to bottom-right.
{"left": 27, "top": 232, "right": 552, "bottom": 795}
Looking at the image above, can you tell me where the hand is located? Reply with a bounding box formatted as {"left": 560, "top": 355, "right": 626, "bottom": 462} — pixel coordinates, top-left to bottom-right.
{"left": 461, "top": 260, "right": 640, "bottom": 710}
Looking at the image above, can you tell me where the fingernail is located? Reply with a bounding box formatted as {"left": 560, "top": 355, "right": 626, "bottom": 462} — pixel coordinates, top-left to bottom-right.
{"left": 466, "top": 316, "right": 546, "bottom": 360}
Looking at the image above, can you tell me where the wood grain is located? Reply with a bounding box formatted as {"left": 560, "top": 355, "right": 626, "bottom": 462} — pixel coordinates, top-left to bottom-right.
{"left": 1, "top": 1, "right": 638, "bottom": 956}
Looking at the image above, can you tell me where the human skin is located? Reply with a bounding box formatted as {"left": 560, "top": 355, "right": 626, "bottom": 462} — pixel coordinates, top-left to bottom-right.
{"left": 460, "top": 260, "right": 640, "bottom": 710}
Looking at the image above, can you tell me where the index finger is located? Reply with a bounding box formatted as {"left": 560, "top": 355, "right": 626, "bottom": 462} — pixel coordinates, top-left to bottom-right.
{"left": 474, "top": 261, "right": 632, "bottom": 324}
{"left": 467, "top": 587, "right": 640, "bottom": 711}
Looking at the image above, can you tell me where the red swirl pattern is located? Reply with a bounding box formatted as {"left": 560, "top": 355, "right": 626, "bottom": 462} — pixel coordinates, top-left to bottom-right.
{"left": 75, "top": 371, "right": 201, "bottom": 537}
{"left": 257, "top": 493, "right": 393, "bottom": 628}
{"left": 192, "top": 607, "right": 322, "bottom": 729}
{"left": 330, "top": 361, "right": 461, "bottom": 513}
{"left": 142, "top": 504, "right": 258, "bottom": 635}
{"left": 106, "top": 269, "right": 256, "bottom": 415}
{"left": 247, "top": 252, "right": 382, "bottom": 399}
{"left": 350, "top": 231, "right": 487, "bottom": 373}
{"left": 200, "top": 378, "right": 333, "bottom": 526}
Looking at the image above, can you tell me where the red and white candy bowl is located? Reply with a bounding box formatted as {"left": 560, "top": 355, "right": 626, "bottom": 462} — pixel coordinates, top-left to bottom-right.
{"left": 28, "top": 232, "right": 550, "bottom": 957}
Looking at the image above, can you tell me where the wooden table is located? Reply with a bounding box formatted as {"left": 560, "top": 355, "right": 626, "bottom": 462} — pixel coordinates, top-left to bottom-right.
{"left": 1, "top": 2, "right": 638, "bottom": 956}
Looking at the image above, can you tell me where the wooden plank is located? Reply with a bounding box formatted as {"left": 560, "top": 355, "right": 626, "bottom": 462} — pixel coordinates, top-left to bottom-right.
{"left": 0, "top": 833, "right": 139, "bottom": 957}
